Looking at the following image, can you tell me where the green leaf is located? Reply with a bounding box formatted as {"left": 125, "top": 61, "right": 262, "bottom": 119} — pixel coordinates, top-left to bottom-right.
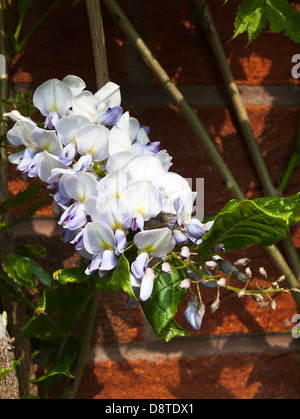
{"left": 293, "top": 198, "right": 300, "bottom": 222}
{"left": 266, "top": 0, "right": 300, "bottom": 43}
{"left": 30, "top": 260, "right": 52, "bottom": 288}
{"left": 94, "top": 247, "right": 136, "bottom": 300}
{"left": 53, "top": 267, "right": 89, "bottom": 284}
{"left": 141, "top": 263, "right": 189, "bottom": 341}
{"left": 231, "top": 0, "right": 300, "bottom": 45}
{"left": 196, "top": 193, "right": 300, "bottom": 263}
{"left": 232, "top": 0, "right": 267, "bottom": 45}
{"left": 30, "top": 359, "right": 74, "bottom": 385}
{"left": 15, "top": 257, "right": 33, "bottom": 284}
{"left": 2, "top": 254, "right": 34, "bottom": 288}
{"left": 0, "top": 357, "right": 23, "bottom": 381}
{"left": 16, "top": 244, "right": 47, "bottom": 258}
{"left": 156, "top": 319, "right": 190, "bottom": 342}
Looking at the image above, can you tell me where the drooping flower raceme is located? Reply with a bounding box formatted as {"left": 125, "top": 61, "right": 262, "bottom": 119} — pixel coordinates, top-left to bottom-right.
{"left": 5, "top": 75, "right": 214, "bottom": 310}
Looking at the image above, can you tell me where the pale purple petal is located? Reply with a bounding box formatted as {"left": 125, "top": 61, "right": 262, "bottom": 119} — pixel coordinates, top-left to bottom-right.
{"left": 96, "top": 106, "right": 123, "bottom": 125}
{"left": 58, "top": 202, "right": 87, "bottom": 230}
{"left": 172, "top": 229, "right": 187, "bottom": 244}
{"left": 73, "top": 154, "right": 93, "bottom": 172}
{"left": 85, "top": 254, "right": 103, "bottom": 275}
{"left": 59, "top": 143, "right": 76, "bottom": 166}
{"left": 184, "top": 219, "right": 207, "bottom": 240}
{"left": 131, "top": 252, "right": 149, "bottom": 279}
{"left": 17, "top": 147, "right": 35, "bottom": 173}
{"left": 115, "top": 229, "right": 127, "bottom": 255}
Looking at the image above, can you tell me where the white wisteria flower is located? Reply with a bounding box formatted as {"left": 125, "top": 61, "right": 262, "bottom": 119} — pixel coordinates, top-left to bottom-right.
{"left": 4, "top": 74, "right": 213, "bottom": 306}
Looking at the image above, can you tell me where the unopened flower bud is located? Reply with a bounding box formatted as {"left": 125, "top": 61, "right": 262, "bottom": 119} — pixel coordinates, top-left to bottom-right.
{"left": 277, "top": 275, "right": 285, "bottom": 283}
{"left": 178, "top": 278, "right": 191, "bottom": 289}
{"left": 173, "top": 229, "right": 187, "bottom": 244}
{"left": 212, "top": 243, "right": 225, "bottom": 253}
{"left": 251, "top": 294, "right": 264, "bottom": 303}
{"left": 211, "top": 298, "right": 220, "bottom": 313}
{"left": 197, "top": 303, "right": 206, "bottom": 321}
{"left": 205, "top": 260, "right": 218, "bottom": 270}
{"left": 180, "top": 246, "right": 190, "bottom": 259}
{"left": 270, "top": 300, "right": 277, "bottom": 310}
{"left": 291, "top": 288, "right": 300, "bottom": 293}
{"left": 238, "top": 289, "right": 246, "bottom": 298}
{"left": 162, "top": 262, "right": 171, "bottom": 274}
{"left": 234, "top": 258, "right": 250, "bottom": 267}
{"left": 245, "top": 267, "right": 252, "bottom": 279}
{"left": 184, "top": 295, "right": 205, "bottom": 330}
{"left": 217, "top": 277, "right": 227, "bottom": 287}
{"left": 259, "top": 267, "right": 267, "bottom": 279}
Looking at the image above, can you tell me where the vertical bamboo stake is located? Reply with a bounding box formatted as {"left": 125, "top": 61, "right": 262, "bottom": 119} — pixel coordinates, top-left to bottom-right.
{"left": 61, "top": 0, "right": 109, "bottom": 399}
{"left": 85, "top": 0, "right": 109, "bottom": 89}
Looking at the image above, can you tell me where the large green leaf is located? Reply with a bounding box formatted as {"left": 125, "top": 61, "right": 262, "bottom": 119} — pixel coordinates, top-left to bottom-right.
{"left": 197, "top": 194, "right": 299, "bottom": 264}
{"left": 141, "top": 262, "right": 189, "bottom": 341}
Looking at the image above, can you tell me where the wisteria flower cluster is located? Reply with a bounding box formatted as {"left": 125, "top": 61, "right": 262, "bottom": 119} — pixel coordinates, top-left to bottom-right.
{"left": 5, "top": 75, "right": 213, "bottom": 305}
{"left": 4, "top": 75, "right": 299, "bottom": 337}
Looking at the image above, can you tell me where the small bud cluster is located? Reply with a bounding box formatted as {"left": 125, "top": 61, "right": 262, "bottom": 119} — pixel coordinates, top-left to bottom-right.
{"left": 180, "top": 249, "right": 291, "bottom": 331}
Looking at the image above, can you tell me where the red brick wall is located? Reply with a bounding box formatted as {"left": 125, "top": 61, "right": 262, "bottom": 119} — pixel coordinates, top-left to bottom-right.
{"left": 6, "top": 0, "right": 300, "bottom": 385}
